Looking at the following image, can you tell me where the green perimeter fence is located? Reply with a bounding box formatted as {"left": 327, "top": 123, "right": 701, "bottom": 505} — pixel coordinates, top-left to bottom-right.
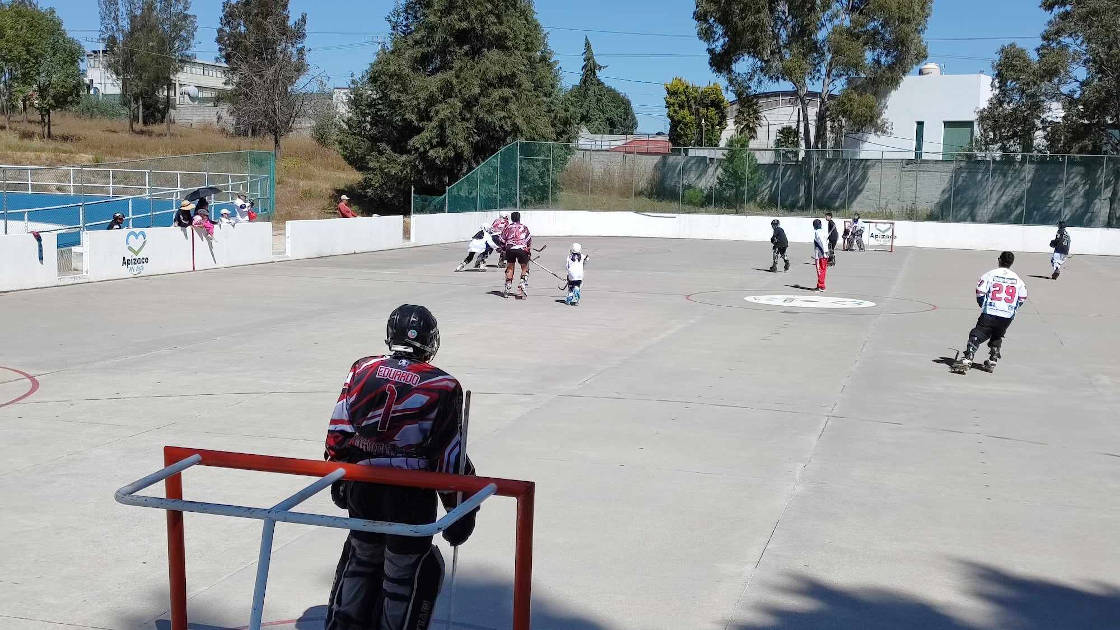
{"left": 413, "top": 141, "right": 1120, "bottom": 228}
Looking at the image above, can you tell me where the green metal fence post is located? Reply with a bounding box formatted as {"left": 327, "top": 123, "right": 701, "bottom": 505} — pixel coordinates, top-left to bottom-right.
{"left": 587, "top": 151, "right": 592, "bottom": 210}
{"left": 516, "top": 140, "right": 521, "bottom": 211}
{"left": 1021, "top": 154, "right": 1028, "bottom": 225}
{"left": 878, "top": 152, "right": 884, "bottom": 212}
{"left": 549, "top": 143, "right": 553, "bottom": 208}
{"left": 986, "top": 157, "right": 994, "bottom": 221}
{"left": 845, "top": 156, "right": 850, "bottom": 212}
{"left": 678, "top": 158, "right": 683, "bottom": 212}
{"left": 778, "top": 153, "right": 783, "bottom": 213}
{"left": 1061, "top": 154, "right": 1068, "bottom": 220}
{"left": 2, "top": 167, "right": 7, "bottom": 235}
{"left": 949, "top": 154, "right": 957, "bottom": 222}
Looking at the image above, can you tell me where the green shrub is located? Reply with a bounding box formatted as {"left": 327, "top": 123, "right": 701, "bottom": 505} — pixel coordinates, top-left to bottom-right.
{"left": 68, "top": 94, "right": 129, "bottom": 120}
{"left": 682, "top": 186, "right": 708, "bottom": 207}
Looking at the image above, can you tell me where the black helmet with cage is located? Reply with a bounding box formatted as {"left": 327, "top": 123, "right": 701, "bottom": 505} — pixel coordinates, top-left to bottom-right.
{"left": 385, "top": 304, "right": 440, "bottom": 362}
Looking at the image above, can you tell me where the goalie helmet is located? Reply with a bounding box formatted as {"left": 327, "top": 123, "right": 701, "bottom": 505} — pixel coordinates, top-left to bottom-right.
{"left": 570, "top": 242, "right": 582, "bottom": 254}
{"left": 385, "top": 304, "right": 440, "bottom": 362}
{"left": 771, "top": 219, "right": 779, "bottom": 227}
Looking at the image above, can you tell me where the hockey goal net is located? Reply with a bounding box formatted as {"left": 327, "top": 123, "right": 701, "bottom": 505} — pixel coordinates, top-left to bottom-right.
{"left": 844, "top": 220, "right": 895, "bottom": 252}
{"left": 115, "top": 446, "right": 535, "bottom": 630}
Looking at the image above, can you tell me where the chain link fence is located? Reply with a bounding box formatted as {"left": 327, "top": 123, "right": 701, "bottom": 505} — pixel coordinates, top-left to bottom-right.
{"left": 1, "top": 151, "right": 276, "bottom": 249}
{"left": 413, "top": 142, "right": 1120, "bottom": 228}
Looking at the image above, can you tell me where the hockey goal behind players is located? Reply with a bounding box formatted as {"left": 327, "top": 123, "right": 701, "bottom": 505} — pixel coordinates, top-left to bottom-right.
{"left": 843, "top": 219, "right": 895, "bottom": 252}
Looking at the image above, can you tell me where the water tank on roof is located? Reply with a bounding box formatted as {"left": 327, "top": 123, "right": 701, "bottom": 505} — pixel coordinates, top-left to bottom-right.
{"left": 919, "top": 62, "right": 941, "bottom": 76}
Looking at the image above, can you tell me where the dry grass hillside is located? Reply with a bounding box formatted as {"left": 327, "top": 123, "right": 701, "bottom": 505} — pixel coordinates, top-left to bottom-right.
{"left": 0, "top": 113, "right": 369, "bottom": 221}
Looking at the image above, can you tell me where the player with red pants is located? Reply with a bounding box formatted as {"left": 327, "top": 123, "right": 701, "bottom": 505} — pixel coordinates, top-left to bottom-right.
{"left": 324, "top": 305, "right": 477, "bottom": 630}
{"left": 812, "top": 218, "right": 829, "bottom": 291}
{"left": 500, "top": 211, "right": 532, "bottom": 298}
{"left": 954, "top": 251, "right": 1028, "bottom": 373}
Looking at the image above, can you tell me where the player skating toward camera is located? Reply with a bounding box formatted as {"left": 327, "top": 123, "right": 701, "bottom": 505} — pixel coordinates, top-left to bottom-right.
{"left": 1049, "top": 220, "right": 1071, "bottom": 280}
{"left": 769, "top": 219, "right": 789, "bottom": 272}
{"left": 951, "top": 252, "right": 1028, "bottom": 374}
{"left": 500, "top": 212, "right": 532, "bottom": 298}
{"left": 455, "top": 224, "right": 501, "bottom": 272}
{"left": 324, "top": 305, "right": 477, "bottom": 630}
{"left": 565, "top": 243, "right": 588, "bottom": 305}
{"left": 812, "top": 219, "right": 829, "bottom": 291}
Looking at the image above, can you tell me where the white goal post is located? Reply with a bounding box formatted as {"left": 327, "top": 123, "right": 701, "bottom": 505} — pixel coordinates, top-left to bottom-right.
{"left": 843, "top": 220, "right": 895, "bottom": 252}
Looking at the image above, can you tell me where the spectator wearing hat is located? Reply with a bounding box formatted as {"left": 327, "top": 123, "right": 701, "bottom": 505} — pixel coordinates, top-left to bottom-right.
{"left": 173, "top": 200, "right": 195, "bottom": 227}
{"left": 218, "top": 209, "right": 235, "bottom": 226}
{"left": 338, "top": 194, "right": 356, "bottom": 218}
{"left": 107, "top": 213, "right": 125, "bottom": 230}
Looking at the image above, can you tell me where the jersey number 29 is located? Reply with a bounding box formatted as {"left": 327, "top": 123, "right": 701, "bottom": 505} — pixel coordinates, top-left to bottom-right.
{"left": 990, "top": 283, "right": 1017, "bottom": 304}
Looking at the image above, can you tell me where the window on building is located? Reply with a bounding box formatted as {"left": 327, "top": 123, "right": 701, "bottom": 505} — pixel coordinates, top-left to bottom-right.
{"left": 943, "top": 121, "right": 975, "bottom": 160}
{"left": 914, "top": 121, "right": 924, "bottom": 160}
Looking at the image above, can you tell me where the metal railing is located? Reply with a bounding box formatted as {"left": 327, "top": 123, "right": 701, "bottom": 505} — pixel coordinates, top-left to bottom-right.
{"left": 413, "top": 142, "right": 1120, "bottom": 229}
{"left": 116, "top": 446, "right": 536, "bottom": 630}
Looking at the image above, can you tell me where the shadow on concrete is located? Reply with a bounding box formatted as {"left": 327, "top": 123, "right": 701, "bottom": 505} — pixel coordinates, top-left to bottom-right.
{"left": 785, "top": 284, "right": 820, "bottom": 292}
{"left": 730, "top": 562, "right": 1120, "bottom": 630}
{"left": 136, "top": 572, "right": 610, "bottom": 630}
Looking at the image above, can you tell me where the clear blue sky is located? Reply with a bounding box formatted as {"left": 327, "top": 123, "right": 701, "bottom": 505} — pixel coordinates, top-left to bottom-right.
{"left": 45, "top": 0, "right": 1050, "bottom": 133}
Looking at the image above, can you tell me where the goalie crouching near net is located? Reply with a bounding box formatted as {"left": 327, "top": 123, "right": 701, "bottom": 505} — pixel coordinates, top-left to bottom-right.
{"left": 324, "top": 304, "right": 477, "bottom": 630}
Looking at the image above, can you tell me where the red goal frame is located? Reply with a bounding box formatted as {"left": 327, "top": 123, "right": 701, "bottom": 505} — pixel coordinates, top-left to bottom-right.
{"left": 159, "top": 446, "right": 535, "bottom": 630}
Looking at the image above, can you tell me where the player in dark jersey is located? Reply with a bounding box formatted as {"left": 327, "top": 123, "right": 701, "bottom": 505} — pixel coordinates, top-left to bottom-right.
{"left": 325, "top": 304, "right": 477, "bottom": 630}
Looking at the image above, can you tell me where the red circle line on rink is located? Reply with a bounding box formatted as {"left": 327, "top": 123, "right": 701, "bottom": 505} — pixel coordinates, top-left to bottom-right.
{"left": 0, "top": 366, "right": 40, "bottom": 409}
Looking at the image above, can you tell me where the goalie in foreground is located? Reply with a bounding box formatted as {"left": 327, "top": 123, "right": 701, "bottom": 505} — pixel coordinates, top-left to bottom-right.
{"left": 324, "top": 304, "right": 477, "bottom": 630}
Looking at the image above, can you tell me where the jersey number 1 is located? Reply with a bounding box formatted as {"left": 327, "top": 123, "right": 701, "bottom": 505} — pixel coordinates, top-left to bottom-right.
{"left": 377, "top": 385, "right": 397, "bottom": 432}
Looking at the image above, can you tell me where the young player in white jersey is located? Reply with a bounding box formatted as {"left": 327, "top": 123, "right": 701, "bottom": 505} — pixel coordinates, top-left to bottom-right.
{"left": 952, "top": 251, "right": 1028, "bottom": 373}
{"left": 455, "top": 225, "right": 500, "bottom": 272}
{"left": 564, "top": 243, "right": 588, "bottom": 305}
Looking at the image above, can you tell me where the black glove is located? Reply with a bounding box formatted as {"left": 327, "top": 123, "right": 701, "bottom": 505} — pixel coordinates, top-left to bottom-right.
{"left": 442, "top": 507, "right": 478, "bottom": 546}
{"left": 330, "top": 480, "right": 349, "bottom": 510}
{"left": 1050, "top": 239, "right": 1057, "bottom": 248}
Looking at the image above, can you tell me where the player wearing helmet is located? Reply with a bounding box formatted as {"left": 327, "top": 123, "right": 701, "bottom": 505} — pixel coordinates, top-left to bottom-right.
{"left": 1049, "top": 220, "right": 1071, "bottom": 280}
{"left": 769, "top": 219, "right": 789, "bottom": 272}
{"left": 565, "top": 242, "right": 588, "bottom": 305}
{"left": 107, "top": 213, "right": 125, "bottom": 230}
{"left": 324, "top": 305, "right": 477, "bottom": 630}
{"left": 490, "top": 213, "right": 510, "bottom": 267}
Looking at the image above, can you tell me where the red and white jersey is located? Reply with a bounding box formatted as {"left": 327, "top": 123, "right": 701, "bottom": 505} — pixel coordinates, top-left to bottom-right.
{"left": 501, "top": 222, "right": 532, "bottom": 250}
{"left": 976, "top": 267, "right": 1027, "bottom": 318}
{"left": 491, "top": 217, "right": 509, "bottom": 234}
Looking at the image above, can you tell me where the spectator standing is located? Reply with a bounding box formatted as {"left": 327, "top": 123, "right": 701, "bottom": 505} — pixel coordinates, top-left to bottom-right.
{"left": 234, "top": 194, "right": 252, "bottom": 223}
{"left": 338, "top": 194, "right": 357, "bottom": 218}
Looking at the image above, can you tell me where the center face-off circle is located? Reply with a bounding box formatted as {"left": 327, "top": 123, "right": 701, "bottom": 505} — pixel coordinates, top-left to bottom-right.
{"left": 744, "top": 295, "right": 876, "bottom": 309}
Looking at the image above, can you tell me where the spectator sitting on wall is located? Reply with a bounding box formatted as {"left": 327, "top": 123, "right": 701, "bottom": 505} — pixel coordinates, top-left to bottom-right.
{"left": 218, "top": 209, "right": 235, "bottom": 226}
{"left": 338, "top": 194, "right": 356, "bottom": 218}
{"left": 192, "top": 206, "right": 215, "bottom": 237}
{"left": 107, "top": 213, "right": 125, "bottom": 230}
{"left": 173, "top": 200, "right": 195, "bottom": 227}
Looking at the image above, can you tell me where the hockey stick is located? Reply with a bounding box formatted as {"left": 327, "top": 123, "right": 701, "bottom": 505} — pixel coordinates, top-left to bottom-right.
{"left": 445, "top": 390, "right": 471, "bottom": 630}
{"left": 529, "top": 257, "right": 565, "bottom": 282}
{"left": 533, "top": 244, "right": 548, "bottom": 253}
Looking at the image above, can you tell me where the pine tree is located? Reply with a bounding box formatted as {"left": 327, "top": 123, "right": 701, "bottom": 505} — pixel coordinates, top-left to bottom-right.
{"left": 338, "top": 0, "right": 565, "bottom": 213}
{"left": 561, "top": 37, "right": 638, "bottom": 135}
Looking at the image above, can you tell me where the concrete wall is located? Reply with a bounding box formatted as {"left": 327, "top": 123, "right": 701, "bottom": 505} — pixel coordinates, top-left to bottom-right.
{"left": 410, "top": 210, "right": 1120, "bottom": 256}
{"left": 285, "top": 216, "right": 404, "bottom": 258}
{"left": 85, "top": 223, "right": 273, "bottom": 281}
{"left": 0, "top": 232, "right": 58, "bottom": 291}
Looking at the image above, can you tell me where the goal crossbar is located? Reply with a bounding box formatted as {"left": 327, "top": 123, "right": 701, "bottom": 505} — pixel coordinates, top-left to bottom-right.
{"left": 115, "top": 446, "right": 536, "bottom": 630}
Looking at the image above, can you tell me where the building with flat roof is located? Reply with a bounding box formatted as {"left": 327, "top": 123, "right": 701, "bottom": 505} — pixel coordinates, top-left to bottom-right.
{"left": 83, "top": 50, "right": 231, "bottom": 105}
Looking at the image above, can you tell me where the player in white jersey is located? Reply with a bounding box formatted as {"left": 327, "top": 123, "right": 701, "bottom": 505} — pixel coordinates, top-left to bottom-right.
{"left": 953, "top": 251, "right": 1028, "bottom": 373}
{"left": 564, "top": 243, "right": 587, "bottom": 305}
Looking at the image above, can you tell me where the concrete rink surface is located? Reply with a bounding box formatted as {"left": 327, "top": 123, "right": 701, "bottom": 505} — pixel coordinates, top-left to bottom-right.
{"left": 1, "top": 237, "right": 1118, "bottom": 630}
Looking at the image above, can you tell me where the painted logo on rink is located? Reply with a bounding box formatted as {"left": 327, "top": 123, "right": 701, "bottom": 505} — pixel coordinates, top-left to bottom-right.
{"left": 744, "top": 295, "right": 876, "bottom": 309}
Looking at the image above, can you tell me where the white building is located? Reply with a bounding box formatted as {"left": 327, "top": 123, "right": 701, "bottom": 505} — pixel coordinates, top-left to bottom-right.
{"left": 720, "top": 90, "right": 822, "bottom": 150}
{"left": 844, "top": 64, "right": 993, "bottom": 159}
{"left": 83, "top": 50, "right": 231, "bottom": 105}
{"left": 719, "top": 64, "right": 994, "bottom": 160}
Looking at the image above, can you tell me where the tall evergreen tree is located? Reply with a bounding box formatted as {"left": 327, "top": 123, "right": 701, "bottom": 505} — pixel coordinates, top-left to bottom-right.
{"left": 217, "top": 0, "right": 311, "bottom": 158}
{"left": 338, "top": 0, "right": 565, "bottom": 213}
{"left": 561, "top": 37, "right": 638, "bottom": 135}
